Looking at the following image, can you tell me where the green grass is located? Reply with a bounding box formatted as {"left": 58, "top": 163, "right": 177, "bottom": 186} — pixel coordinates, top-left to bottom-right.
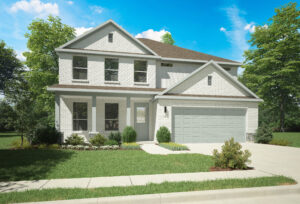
{"left": 273, "top": 132, "right": 300, "bottom": 147}
{"left": 0, "top": 132, "right": 20, "bottom": 149}
{"left": 0, "top": 176, "right": 295, "bottom": 203}
{"left": 0, "top": 149, "right": 213, "bottom": 181}
{"left": 159, "top": 142, "right": 189, "bottom": 151}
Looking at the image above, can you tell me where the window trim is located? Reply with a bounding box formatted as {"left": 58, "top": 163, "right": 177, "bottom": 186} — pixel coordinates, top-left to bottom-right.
{"left": 134, "top": 60, "right": 147, "bottom": 83}
{"left": 208, "top": 75, "right": 212, "bottom": 86}
{"left": 105, "top": 103, "right": 119, "bottom": 131}
{"left": 108, "top": 33, "right": 113, "bottom": 43}
{"left": 72, "top": 102, "right": 88, "bottom": 131}
{"left": 104, "top": 58, "right": 119, "bottom": 82}
{"left": 72, "top": 56, "right": 88, "bottom": 80}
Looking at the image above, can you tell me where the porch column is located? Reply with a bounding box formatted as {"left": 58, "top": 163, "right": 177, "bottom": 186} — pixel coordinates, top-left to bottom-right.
{"left": 92, "top": 95, "right": 97, "bottom": 133}
{"left": 55, "top": 93, "right": 60, "bottom": 131}
{"left": 126, "top": 96, "right": 131, "bottom": 126}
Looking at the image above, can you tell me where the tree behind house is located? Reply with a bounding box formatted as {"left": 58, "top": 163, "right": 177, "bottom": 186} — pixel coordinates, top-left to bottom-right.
{"left": 161, "top": 33, "right": 175, "bottom": 45}
{"left": 241, "top": 2, "right": 300, "bottom": 131}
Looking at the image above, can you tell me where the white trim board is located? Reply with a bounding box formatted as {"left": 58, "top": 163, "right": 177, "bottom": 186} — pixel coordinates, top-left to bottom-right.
{"left": 58, "top": 20, "right": 158, "bottom": 56}
{"left": 159, "top": 60, "right": 261, "bottom": 99}
{"left": 155, "top": 95, "right": 263, "bottom": 102}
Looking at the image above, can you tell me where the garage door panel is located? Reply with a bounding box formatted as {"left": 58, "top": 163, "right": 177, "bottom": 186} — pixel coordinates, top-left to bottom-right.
{"left": 173, "top": 107, "right": 246, "bottom": 143}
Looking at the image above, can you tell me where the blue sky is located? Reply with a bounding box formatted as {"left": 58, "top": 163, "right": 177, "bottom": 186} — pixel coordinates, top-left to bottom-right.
{"left": 0, "top": 0, "right": 296, "bottom": 63}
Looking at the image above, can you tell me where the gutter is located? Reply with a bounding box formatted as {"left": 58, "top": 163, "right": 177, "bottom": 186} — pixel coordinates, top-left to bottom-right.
{"left": 154, "top": 95, "right": 263, "bottom": 102}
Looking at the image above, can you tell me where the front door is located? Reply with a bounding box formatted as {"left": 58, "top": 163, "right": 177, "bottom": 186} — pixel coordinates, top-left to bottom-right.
{"left": 134, "top": 103, "right": 149, "bottom": 141}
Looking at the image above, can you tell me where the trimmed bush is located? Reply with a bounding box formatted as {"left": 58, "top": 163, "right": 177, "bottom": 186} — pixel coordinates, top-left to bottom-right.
{"left": 108, "top": 132, "right": 122, "bottom": 144}
{"left": 254, "top": 125, "right": 273, "bottom": 144}
{"left": 104, "top": 140, "right": 119, "bottom": 146}
{"left": 269, "top": 139, "right": 290, "bottom": 146}
{"left": 32, "top": 126, "right": 62, "bottom": 145}
{"left": 121, "top": 142, "right": 140, "bottom": 150}
{"left": 213, "top": 138, "right": 251, "bottom": 170}
{"left": 122, "top": 126, "right": 137, "bottom": 142}
{"left": 159, "top": 142, "right": 189, "bottom": 151}
{"left": 89, "top": 134, "right": 107, "bottom": 146}
{"left": 156, "top": 126, "right": 171, "bottom": 143}
{"left": 65, "top": 134, "right": 85, "bottom": 145}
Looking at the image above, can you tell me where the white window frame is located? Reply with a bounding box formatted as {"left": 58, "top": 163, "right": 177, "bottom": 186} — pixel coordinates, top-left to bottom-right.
{"left": 73, "top": 56, "right": 88, "bottom": 80}
{"left": 105, "top": 58, "right": 119, "bottom": 82}
{"left": 73, "top": 102, "right": 88, "bottom": 131}
{"left": 134, "top": 60, "right": 147, "bottom": 83}
{"left": 108, "top": 33, "right": 113, "bottom": 43}
{"left": 105, "top": 103, "right": 119, "bottom": 131}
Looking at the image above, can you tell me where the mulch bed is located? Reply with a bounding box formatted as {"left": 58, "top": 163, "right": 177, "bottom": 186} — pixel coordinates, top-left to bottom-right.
{"left": 210, "top": 166, "right": 254, "bottom": 171}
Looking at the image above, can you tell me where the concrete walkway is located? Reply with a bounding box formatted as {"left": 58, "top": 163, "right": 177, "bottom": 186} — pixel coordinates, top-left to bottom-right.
{"left": 0, "top": 169, "right": 273, "bottom": 193}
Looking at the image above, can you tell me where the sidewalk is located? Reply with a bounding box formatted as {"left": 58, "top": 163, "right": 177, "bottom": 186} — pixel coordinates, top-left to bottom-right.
{"left": 141, "top": 143, "right": 191, "bottom": 154}
{"left": 0, "top": 169, "right": 273, "bottom": 193}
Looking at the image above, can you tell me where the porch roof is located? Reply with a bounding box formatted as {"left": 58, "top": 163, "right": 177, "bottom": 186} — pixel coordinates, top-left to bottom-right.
{"left": 47, "top": 84, "right": 165, "bottom": 95}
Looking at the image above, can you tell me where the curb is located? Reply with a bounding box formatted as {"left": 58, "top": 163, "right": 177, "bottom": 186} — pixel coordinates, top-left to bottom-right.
{"left": 20, "top": 184, "right": 300, "bottom": 204}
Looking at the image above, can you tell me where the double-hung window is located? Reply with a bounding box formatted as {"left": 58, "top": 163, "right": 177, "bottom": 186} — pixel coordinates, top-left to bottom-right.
{"left": 105, "top": 103, "right": 119, "bottom": 131}
{"left": 73, "top": 102, "right": 88, "bottom": 131}
{"left": 73, "top": 56, "right": 87, "bottom": 80}
{"left": 134, "top": 60, "right": 147, "bottom": 83}
{"left": 105, "top": 58, "right": 119, "bottom": 81}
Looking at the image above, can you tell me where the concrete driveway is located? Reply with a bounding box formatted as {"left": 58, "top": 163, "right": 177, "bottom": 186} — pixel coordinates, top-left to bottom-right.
{"left": 186, "top": 143, "right": 300, "bottom": 182}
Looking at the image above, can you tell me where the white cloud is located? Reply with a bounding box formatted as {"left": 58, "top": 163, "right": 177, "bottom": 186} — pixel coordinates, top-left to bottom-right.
{"left": 10, "top": 0, "right": 59, "bottom": 16}
{"left": 135, "top": 29, "right": 170, "bottom": 42}
{"left": 16, "top": 50, "right": 26, "bottom": 62}
{"left": 220, "top": 27, "right": 226, "bottom": 32}
{"left": 90, "top": 6, "right": 103, "bottom": 14}
{"left": 244, "top": 22, "right": 256, "bottom": 33}
{"left": 75, "top": 27, "right": 93, "bottom": 36}
{"left": 220, "top": 6, "right": 254, "bottom": 62}
{"left": 67, "top": 1, "right": 73, "bottom": 5}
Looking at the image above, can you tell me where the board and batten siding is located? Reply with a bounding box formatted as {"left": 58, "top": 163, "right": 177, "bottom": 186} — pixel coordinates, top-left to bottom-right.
{"left": 153, "top": 99, "right": 258, "bottom": 142}
{"left": 58, "top": 53, "right": 156, "bottom": 88}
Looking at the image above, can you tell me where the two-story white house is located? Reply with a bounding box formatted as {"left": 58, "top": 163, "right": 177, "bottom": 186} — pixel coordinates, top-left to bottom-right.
{"left": 48, "top": 20, "right": 262, "bottom": 143}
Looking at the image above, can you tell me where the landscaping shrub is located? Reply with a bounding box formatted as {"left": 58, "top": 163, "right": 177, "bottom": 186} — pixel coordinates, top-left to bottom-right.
{"left": 104, "top": 140, "right": 119, "bottom": 146}
{"left": 32, "top": 126, "right": 62, "bottom": 145}
{"left": 11, "top": 138, "right": 31, "bottom": 149}
{"left": 122, "top": 126, "right": 137, "bottom": 142}
{"left": 213, "top": 138, "right": 251, "bottom": 170}
{"left": 156, "top": 126, "right": 171, "bottom": 143}
{"left": 269, "top": 139, "right": 290, "bottom": 146}
{"left": 121, "top": 142, "right": 140, "bottom": 150}
{"left": 65, "top": 134, "right": 85, "bottom": 145}
{"left": 159, "top": 142, "right": 189, "bottom": 151}
{"left": 89, "top": 133, "right": 107, "bottom": 146}
{"left": 254, "top": 125, "right": 273, "bottom": 144}
{"left": 108, "top": 132, "right": 122, "bottom": 144}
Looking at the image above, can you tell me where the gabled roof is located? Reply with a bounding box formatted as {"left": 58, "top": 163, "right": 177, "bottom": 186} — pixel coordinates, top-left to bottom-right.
{"left": 138, "top": 38, "right": 238, "bottom": 63}
{"left": 58, "top": 20, "right": 158, "bottom": 56}
{"left": 160, "top": 60, "right": 260, "bottom": 99}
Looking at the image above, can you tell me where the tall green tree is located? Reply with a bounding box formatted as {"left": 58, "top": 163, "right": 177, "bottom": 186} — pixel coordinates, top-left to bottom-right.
{"left": 0, "top": 99, "right": 16, "bottom": 131}
{"left": 0, "top": 41, "right": 22, "bottom": 94}
{"left": 24, "top": 15, "right": 75, "bottom": 125}
{"left": 161, "top": 33, "right": 175, "bottom": 45}
{"left": 241, "top": 2, "right": 300, "bottom": 131}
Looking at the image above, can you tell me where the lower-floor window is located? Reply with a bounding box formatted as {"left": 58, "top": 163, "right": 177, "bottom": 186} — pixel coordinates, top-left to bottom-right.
{"left": 105, "top": 103, "right": 119, "bottom": 131}
{"left": 73, "top": 102, "right": 88, "bottom": 131}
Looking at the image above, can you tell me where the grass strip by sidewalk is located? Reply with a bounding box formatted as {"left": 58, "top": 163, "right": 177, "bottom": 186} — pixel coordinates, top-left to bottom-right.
{"left": 0, "top": 176, "right": 296, "bottom": 203}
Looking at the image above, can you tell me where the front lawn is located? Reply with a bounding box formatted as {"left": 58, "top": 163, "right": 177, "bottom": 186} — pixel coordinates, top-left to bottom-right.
{"left": 273, "top": 132, "right": 300, "bottom": 147}
{"left": 0, "top": 149, "right": 213, "bottom": 181}
{"left": 0, "top": 176, "right": 295, "bottom": 203}
{"left": 0, "top": 132, "right": 19, "bottom": 149}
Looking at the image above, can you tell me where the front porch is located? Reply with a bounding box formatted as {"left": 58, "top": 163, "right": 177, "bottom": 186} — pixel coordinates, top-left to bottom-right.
{"left": 55, "top": 93, "right": 155, "bottom": 142}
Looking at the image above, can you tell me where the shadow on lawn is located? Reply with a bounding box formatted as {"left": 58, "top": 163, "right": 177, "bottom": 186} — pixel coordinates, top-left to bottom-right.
{"left": 0, "top": 149, "right": 74, "bottom": 181}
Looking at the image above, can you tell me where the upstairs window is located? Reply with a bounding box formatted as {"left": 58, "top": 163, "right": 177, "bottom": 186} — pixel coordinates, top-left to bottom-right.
{"left": 208, "top": 75, "right": 212, "bottom": 86}
{"left": 161, "top": 63, "right": 173, "bottom": 67}
{"left": 73, "top": 56, "right": 87, "bottom": 80}
{"left": 105, "top": 103, "right": 119, "bottom": 131}
{"left": 105, "top": 58, "right": 119, "bottom": 81}
{"left": 108, "top": 33, "right": 113, "bottom": 43}
{"left": 134, "top": 60, "right": 147, "bottom": 83}
{"left": 73, "top": 102, "right": 88, "bottom": 131}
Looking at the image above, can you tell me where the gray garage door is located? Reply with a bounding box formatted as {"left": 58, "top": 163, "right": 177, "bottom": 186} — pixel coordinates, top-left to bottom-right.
{"left": 172, "top": 107, "right": 246, "bottom": 143}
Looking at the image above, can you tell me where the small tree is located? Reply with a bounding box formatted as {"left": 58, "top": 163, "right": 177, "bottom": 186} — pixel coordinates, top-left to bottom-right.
{"left": 213, "top": 138, "right": 251, "bottom": 170}
{"left": 156, "top": 126, "right": 171, "bottom": 143}
{"left": 254, "top": 124, "right": 273, "bottom": 144}
{"left": 161, "top": 33, "right": 175, "bottom": 45}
